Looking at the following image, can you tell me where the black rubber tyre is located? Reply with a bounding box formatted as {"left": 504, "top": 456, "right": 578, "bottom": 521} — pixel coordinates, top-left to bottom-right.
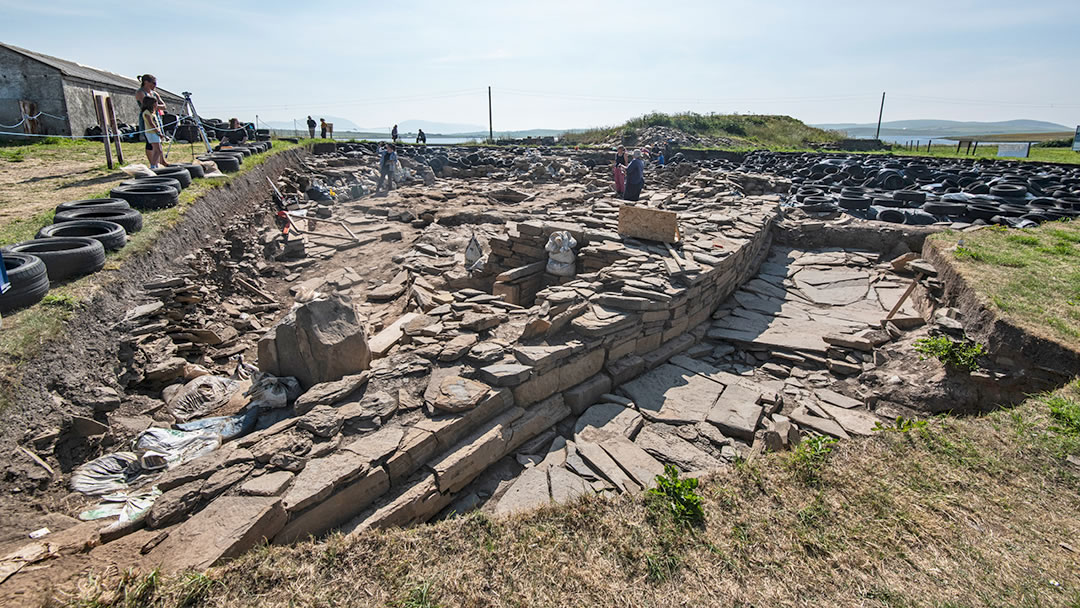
{"left": 121, "top": 177, "right": 184, "bottom": 192}
{"left": 37, "top": 220, "right": 126, "bottom": 251}
{"left": 110, "top": 183, "right": 179, "bottom": 210}
{"left": 204, "top": 155, "right": 241, "bottom": 173}
{"left": 55, "top": 198, "right": 130, "bottom": 215}
{"left": 990, "top": 183, "right": 1027, "bottom": 199}
{"left": 4, "top": 237, "right": 105, "bottom": 281}
{"left": 152, "top": 166, "right": 193, "bottom": 188}
{"left": 966, "top": 204, "right": 1001, "bottom": 222}
{"left": 175, "top": 162, "right": 205, "bottom": 179}
{"left": 837, "top": 196, "right": 871, "bottom": 211}
{"left": 0, "top": 252, "right": 49, "bottom": 313}
{"left": 893, "top": 190, "right": 926, "bottom": 204}
{"left": 922, "top": 201, "right": 967, "bottom": 217}
{"left": 54, "top": 207, "right": 143, "bottom": 233}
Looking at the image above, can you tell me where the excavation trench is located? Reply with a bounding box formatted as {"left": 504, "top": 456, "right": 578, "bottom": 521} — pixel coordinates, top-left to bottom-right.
{"left": 2, "top": 145, "right": 1076, "bottom": 595}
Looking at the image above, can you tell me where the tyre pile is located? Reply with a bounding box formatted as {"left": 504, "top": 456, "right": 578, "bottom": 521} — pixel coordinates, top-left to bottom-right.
{"left": 0, "top": 161, "right": 220, "bottom": 313}
{"left": 737, "top": 151, "right": 1080, "bottom": 228}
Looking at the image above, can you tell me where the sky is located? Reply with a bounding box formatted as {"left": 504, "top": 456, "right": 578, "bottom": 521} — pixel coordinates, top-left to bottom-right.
{"left": 1, "top": 0, "right": 1078, "bottom": 131}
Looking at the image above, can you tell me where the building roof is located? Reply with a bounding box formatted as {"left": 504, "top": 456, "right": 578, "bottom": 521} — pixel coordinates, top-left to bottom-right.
{"left": 0, "top": 42, "right": 184, "bottom": 103}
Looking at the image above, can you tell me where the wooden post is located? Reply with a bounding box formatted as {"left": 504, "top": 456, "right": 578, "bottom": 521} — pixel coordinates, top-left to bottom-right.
{"left": 874, "top": 91, "right": 885, "bottom": 141}
{"left": 1026, "top": 142, "right": 1032, "bottom": 157}
{"left": 488, "top": 86, "right": 493, "bottom": 144}
{"left": 105, "top": 95, "right": 123, "bottom": 164}
{"left": 92, "top": 91, "right": 113, "bottom": 169}
{"left": 966, "top": 141, "right": 972, "bottom": 155}
{"left": 956, "top": 140, "right": 962, "bottom": 154}
{"left": 927, "top": 139, "right": 932, "bottom": 153}
{"left": 972, "top": 141, "right": 979, "bottom": 154}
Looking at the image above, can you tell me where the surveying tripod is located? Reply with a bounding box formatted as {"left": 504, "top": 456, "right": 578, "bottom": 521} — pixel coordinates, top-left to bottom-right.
{"left": 165, "top": 92, "right": 213, "bottom": 160}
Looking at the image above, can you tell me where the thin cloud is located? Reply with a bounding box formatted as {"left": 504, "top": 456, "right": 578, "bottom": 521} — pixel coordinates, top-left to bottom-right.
{"left": 434, "top": 49, "right": 513, "bottom": 64}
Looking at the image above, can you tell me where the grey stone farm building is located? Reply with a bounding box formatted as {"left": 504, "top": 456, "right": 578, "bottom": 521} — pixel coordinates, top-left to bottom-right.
{"left": 0, "top": 42, "right": 184, "bottom": 138}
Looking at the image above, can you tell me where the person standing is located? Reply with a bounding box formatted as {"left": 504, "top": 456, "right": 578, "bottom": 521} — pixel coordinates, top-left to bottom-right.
{"left": 613, "top": 145, "right": 627, "bottom": 196}
{"left": 319, "top": 118, "right": 327, "bottom": 139}
{"left": 391, "top": 124, "right": 399, "bottom": 143}
{"left": 135, "top": 74, "right": 167, "bottom": 166}
{"left": 375, "top": 143, "right": 398, "bottom": 193}
{"left": 306, "top": 116, "right": 316, "bottom": 139}
{"left": 141, "top": 96, "right": 166, "bottom": 168}
{"left": 624, "top": 149, "right": 645, "bottom": 201}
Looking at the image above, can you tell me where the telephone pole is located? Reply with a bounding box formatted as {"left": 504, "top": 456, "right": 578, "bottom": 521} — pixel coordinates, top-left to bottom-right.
{"left": 488, "top": 86, "right": 493, "bottom": 143}
{"left": 874, "top": 92, "right": 886, "bottom": 141}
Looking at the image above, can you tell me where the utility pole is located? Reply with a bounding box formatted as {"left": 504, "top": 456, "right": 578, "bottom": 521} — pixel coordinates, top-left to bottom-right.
{"left": 488, "top": 86, "right": 493, "bottom": 143}
{"left": 293, "top": 119, "right": 297, "bottom": 138}
{"left": 874, "top": 92, "right": 885, "bottom": 141}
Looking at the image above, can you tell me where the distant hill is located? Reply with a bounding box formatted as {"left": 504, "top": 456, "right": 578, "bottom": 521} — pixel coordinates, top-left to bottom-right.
{"left": 562, "top": 112, "right": 840, "bottom": 149}
{"left": 816, "top": 119, "right": 1071, "bottom": 138}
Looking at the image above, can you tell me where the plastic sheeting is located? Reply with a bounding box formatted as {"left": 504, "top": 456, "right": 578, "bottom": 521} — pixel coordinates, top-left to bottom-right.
{"left": 133, "top": 428, "right": 220, "bottom": 468}
{"left": 176, "top": 406, "right": 258, "bottom": 440}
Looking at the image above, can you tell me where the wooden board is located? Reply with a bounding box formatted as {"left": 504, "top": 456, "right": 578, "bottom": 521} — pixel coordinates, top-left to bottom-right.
{"left": 617, "top": 205, "right": 680, "bottom": 244}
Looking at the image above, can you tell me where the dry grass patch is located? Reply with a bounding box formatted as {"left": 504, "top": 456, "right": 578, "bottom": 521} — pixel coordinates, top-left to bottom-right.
{"left": 51, "top": 382, "right": 1080, "bottom": 608}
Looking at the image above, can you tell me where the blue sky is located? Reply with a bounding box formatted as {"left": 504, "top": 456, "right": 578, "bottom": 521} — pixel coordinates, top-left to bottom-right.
{"left": 1, "top": 0, "right": 1077, "bottom": 130}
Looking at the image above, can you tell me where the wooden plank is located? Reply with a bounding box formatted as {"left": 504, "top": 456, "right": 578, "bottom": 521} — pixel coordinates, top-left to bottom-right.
{"left": 617, "top": 205, "right": 680, "bottom": 244}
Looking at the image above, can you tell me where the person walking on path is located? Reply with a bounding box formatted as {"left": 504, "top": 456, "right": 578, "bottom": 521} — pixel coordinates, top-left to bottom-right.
{"left": 306, "top": 116, "right": 316, "bottom": 138}
{"left": 613, "top": 145, "right": 627, "bottom": 196}
{"left": 391, "top": 124, "right": 399, "bottom": 143}
{"left": 375, "top": 143, "right": 398, "bottom": 194}
{"left": 624, "top": 149, "right": 645, "bottom": 201}
{"left": 135, "top": 74, "right": 167, "bottom": 166}
{"left": 320, "top": 118, "right": 328, "bottom": 139}
{"left": 416, "top": 128, "right": 426, "bottom": 144}
{"left": 141, "top": 95, "right": 166, "bottom": 168}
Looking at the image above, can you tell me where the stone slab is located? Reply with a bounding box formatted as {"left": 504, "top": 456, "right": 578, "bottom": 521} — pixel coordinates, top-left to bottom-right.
{"left": 620, "top": 363, "right": 724, "bottom": 425}
{"left": 151, "top": 496, "right": 287, "bottom": 571}
{"left": 493, "top": 465, "right": 551, "bottom": 517}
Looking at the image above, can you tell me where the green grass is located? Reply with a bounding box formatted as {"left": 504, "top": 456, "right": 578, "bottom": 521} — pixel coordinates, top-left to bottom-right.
{"left": 931, "top": 221, "right": 1080, "bottom": 342}
{"left": 560, "top": 112, "right": 842, "bottom": 149}
{"left": 50, "top": 382, "right": 1080, "bottom": 607}
{"left": 913, "top": 336, "right": 987, "bottom": 372}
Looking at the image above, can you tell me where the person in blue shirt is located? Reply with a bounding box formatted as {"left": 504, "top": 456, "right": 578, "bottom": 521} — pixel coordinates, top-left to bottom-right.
{"left": 624, "top": 149, "right": 645, "bottom": 201}
{"left": 375, "top": 143, "right": 398, "bottom": 194}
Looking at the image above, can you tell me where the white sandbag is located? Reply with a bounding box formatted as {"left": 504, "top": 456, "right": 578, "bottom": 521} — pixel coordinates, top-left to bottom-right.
{"left": 132, "top": 428, "right": 220, "bottom": 468}
{"left": 120, "top": 163, "right": 156, "bottom": 178}
{"left": 70, "top": 452, "right": 143, "bottom": 496}
{"left": 245, "top": 372, "right": 301, "bottom": 410}
{"left": 545, "top": 230, "right": 577, "bottom": 277}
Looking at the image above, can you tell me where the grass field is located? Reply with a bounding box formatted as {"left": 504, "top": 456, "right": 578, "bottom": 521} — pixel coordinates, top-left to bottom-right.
{"left": 876, "top": 143, "right": 1080, "bottom": 165}
{"left": 930, "top": 221, "right": 1080, "bottom": 342}
{"left": 53, "top": 381, "right": 1080, "bottom": 607}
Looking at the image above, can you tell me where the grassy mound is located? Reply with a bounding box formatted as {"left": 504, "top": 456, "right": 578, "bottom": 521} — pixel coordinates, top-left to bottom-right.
{"left": 561, "top": 112, "right": 843, "bottom": 149}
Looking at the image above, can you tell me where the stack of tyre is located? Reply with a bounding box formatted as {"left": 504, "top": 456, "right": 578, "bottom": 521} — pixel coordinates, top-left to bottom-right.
{"left": 0, "top": 164, "right": 202, "bottom": 313}
{"left": 779, "top": 152, "right": 1080, "bottom": 228}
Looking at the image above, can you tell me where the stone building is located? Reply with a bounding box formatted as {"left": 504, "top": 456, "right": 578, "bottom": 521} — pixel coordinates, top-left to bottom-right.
{"left": 0, "top": 42, "right": 184, "bottom": 138}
